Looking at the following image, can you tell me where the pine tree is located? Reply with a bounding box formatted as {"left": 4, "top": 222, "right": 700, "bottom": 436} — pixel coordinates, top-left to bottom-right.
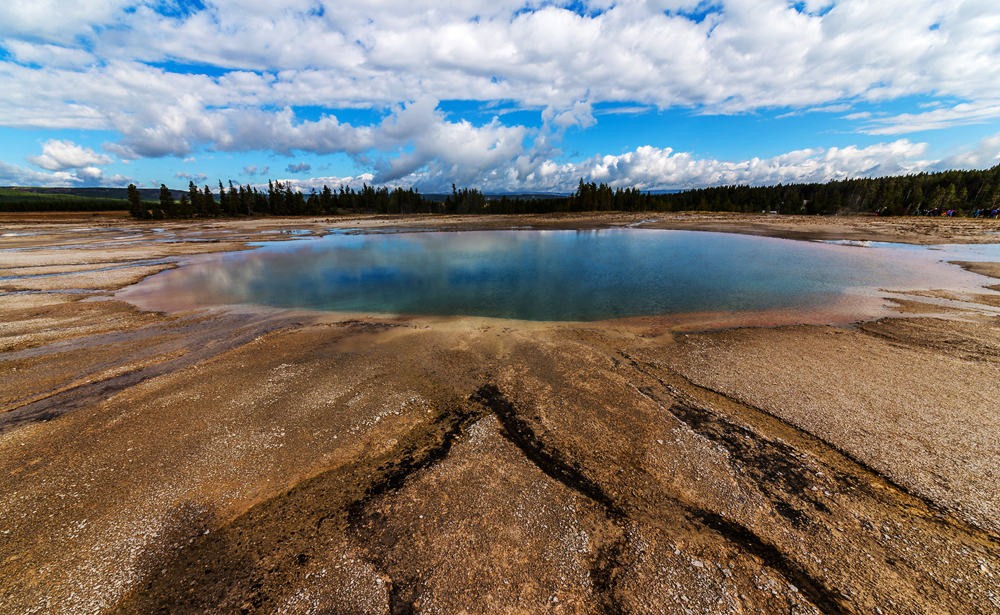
{"left": 127, "top": 184, "right": 145, "bottom": 219}
{"left": 219, "top": 181, "right": 229, "bottom": 216}
{"left": 158, "top": 184, "right": 174, "bottom": 218}
{"left": 188, "top": 181, "right": 203, "bottom": 217}
{"left": 179, "top": 193, "right": 192, "bottom": 217}
{"left": 203, "top": 186, "right": 219, "bottom": 217}
{"left": 228, "top": 180, "right": 238, "bottom": 216}
{"left": 943, "top": 184, "right": 957, "bottom": 210}
{"left": 910, "top": 185, "right": 924, "bottom": 213}
{"left": 321, "top": 185, "right": 334, "bottom": 213}
{"left": 238, "top": 185, "right": 250, "bottom": 216}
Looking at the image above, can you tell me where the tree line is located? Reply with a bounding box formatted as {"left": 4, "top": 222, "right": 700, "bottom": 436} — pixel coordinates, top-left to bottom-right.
{"left": 128, "top": 180, "right": 502, "bottom": 219}
{"left": 127, "top": 164, "right": 1000, "bottom": 219}
{"left": 652, "top": 167, "right": 1000, "bottom": 216}
{"left": 129, "top": 181, "right": 439, "bottom": 219}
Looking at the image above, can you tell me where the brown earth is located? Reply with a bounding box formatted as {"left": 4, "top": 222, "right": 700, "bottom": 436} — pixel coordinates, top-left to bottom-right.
{"left": 1, "top": 212, "right": 999, "bottom": 615}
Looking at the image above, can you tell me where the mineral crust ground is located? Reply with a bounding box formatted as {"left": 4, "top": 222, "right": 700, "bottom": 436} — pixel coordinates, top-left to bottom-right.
{"left": 2, "top": 212, "right": 999, "bottom": 615}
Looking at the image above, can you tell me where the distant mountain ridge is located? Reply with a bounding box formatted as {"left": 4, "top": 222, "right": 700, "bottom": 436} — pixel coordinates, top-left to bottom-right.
{"left": 1, "top": 186, "right": 184, "bottom": 201}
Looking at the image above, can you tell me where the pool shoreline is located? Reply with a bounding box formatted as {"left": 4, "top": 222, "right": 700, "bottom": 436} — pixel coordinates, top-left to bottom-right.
{"left": 111, "top": 225, "right": 1000, "bottom": 335}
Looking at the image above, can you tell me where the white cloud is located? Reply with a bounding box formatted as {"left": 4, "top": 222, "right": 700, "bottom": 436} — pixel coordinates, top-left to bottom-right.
{"left": 176, "top": 171, "right": 209, "bottom": 182}
{"left": 242, "top": 165, "right": 270, "bottom": 176}
{"left": 937, "top": 130, "right": 1000, "bottom": 170}
{"left": 3, "top": 40, "right": 95, "bottom": 69}
{"left": 0, "top": 0, "right": 134, "bottom": 43}
{"left": 27, "top": 139, "right": 112, "bottom": 171}
{"left": 286, "top": 162, "right": 311, "bottom": 173}
{"left": 0, "top": 136, "right": 954, "bottom": 192}
{"left": 1, "top": 1, "right": 1000, "bottom": 189}
{"left": 103, "top": 173, "right": 133, "bottom": 187}
{"left": 75, "top": 166, "right": 104, "bottom": 183}
{"left": 401, "top": 139, "right": 933, "bottom": 193}
{"left": 4, "top": 2, "right": 1000, "bottom": 125}
{"left": 857, "top": 101, "right": 1000, "bottom": 135}
{"left": 0, "top": 160, "right": 77, "bottom": 186}
{"left": 546, "top": 101, "right": 597, "bottom": 130}
{"left": 102, "top": 103, "right": 379, "bottom": 159}
{"left": 0, "top": 159, "right": 131, "bottom": 187}
{"left": 369, "top": 98, "right": 528, "bottom": 184}
{"left": 594, "top": 105, "right": 654, "bottom": 116}
{"left": 276, "top": 173, "right": 377, "bottom": 192}
{"left": 775, "top": 103, "right": 855, "bottom": 119}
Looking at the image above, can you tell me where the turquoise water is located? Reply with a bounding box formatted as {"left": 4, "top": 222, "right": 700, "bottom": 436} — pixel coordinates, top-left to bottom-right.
{"left": 131, "top": 229, "right": 988, "bottom": 321}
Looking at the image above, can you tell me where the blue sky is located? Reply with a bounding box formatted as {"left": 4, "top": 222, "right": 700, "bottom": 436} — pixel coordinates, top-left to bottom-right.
{"left": 1, "top": 0, "right": 999, "bottom": 193}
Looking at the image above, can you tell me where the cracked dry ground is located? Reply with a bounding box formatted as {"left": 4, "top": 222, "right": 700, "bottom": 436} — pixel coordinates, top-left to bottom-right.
{"left": 3, "top": 305, "right": 1000, "bottom": 614}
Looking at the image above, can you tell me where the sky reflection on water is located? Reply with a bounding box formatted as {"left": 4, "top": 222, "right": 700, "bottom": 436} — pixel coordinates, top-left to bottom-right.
{"left": 129, "top": 229, "right": 991, "bottom": 321}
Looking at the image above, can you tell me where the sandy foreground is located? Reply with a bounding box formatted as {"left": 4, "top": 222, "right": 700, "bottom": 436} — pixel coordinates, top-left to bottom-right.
{"left": 1, "top": 211, "right": 999, "bottom": 615}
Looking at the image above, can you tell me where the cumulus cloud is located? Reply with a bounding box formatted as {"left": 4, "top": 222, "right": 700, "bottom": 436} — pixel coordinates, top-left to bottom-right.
{"left": 545, "top": 101, "right": 597, "bottom": 130}
{"left": 242, "top": 165, "right": 270, "bottom": 176}
{"left": 573, "top": 140, "right": 930, "bottom": 190}
{"left": 75, "top": 166, "right": 103, "bottom": 182}
{"left": 176, "top": 171, "right": 209, "bottom": 182}
{"left": 3, "top": 40, "right": 95, "bottom": 69}
{"left": 2, "top": 1, "right": 1000, "bottom": 189}
{"left": 102, "top": 173, "right": 133, "bottom": 187}
{"left": 0, "top": 159, "right": 130, "bottom": 187}
{"left": 27, "top": 139, "right": 112, "bottom": 171}
{"left": 0, "top": 160, "right": 77, "bottom": 186}
{"left": 399, "top": 139, "right": 933, "bottom": 193}
{"left": 936, "top": 130, "right": 1000, "bottom": 170}
{"left": 276, "top": 173, "right": 377, "bottom": 192}
{"left": 0, "top": 0, "right": 134, "bottom": 43}
{"left": 370, "top": 98, "right": 528, "bottom": 184}
{"left": 72, "top": 166, "right": 133, "bottom": 186}
{"left": 87, "top": 95, "right": 530, "bottom": 189}
{"left": 99, "top": 102, "right": 379, "bottom": 159}
{"left": 4, "top": 2, "right": 1000, "bottom": 127}
{"left": 286, "top": 162, "right": 311, "bottom": 173}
